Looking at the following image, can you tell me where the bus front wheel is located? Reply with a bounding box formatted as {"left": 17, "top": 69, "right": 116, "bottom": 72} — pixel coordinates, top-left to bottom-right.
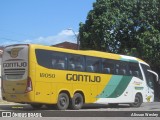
{"left": 56, "top": 93, "right": 69, "bottom": 110}
{"left": 70, "top": 93, "right": 84, "bottom": 110}
{"left": 130, "top": 94, "right": 143, "bottom": 107}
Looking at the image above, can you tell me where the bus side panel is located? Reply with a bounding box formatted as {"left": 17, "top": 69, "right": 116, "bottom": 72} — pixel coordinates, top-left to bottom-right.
{"left": 34, "top": 66, "right": 73, "bottom": 104}
{"left": 50, "top": 83, "right": 58, "bottom": 104}
{"left": 69, "top": 73, "right": 112, "bottom": 103}
{"left": 34, "top": 82, "right": 51, "bottom": 103}
{"left": 90, "top": 85, "right": 98, "bottom": 103}
{"left": 95, "top": 77, "right": 144, "bottom": 104}
{"left": 27, "top": 45, "right": 37, "bottom": 102}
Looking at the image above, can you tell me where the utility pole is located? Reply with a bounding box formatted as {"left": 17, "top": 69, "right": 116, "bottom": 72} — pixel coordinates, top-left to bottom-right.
{"left": 67, "top": 28, "right": 79, "bottom": 50}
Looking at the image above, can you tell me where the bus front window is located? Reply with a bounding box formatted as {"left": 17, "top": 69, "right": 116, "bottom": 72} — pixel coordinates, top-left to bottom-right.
{"left": 147, "top": 72, "right": 154, "bottom": 89}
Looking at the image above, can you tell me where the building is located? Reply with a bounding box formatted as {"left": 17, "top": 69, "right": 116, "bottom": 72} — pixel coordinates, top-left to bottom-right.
{"left": 52, "top": 41, "right": 78, "bottom": 50}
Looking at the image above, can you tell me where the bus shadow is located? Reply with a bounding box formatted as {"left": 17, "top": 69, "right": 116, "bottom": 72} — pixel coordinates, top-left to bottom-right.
{"left": 82, "top": 103, "right": 130, "bottom": 109}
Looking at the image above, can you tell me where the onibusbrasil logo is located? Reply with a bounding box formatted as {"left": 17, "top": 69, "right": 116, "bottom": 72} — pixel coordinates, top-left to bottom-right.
{"left": 1, "top": 112, "right": 42, "bottom": 117}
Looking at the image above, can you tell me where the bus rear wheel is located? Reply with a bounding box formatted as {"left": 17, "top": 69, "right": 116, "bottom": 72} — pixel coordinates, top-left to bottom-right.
{"left": 70, "top": 93, "right": 84, "bottom": 110}
{"left": 56, "top": 93, "right": 69, "bottom": 110}
{"left": 130, "top": 94, "right": 143, "bottom": 107}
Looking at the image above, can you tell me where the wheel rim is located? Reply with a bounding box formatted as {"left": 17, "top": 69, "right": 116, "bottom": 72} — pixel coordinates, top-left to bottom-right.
{"left": 133, "top": 97, "right": 140, "bottom": 106}
{"left": 60, "top": 96, "right": 67, "bottom": 107}
{"left": 75, "top": 97, "right": 82, "bottom": 106}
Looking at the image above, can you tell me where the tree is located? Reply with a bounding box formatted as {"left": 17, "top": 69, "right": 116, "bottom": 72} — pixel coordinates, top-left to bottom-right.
{"left": 137, "top": 30, "right": 160, "bottom": 73}
{"left": 79, "top": 0, "right": 160, "bottom": 75}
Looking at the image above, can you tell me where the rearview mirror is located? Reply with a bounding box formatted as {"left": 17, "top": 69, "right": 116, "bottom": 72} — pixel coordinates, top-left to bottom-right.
{"left": 147, "top": 70, "right": 159, "bottom": 84}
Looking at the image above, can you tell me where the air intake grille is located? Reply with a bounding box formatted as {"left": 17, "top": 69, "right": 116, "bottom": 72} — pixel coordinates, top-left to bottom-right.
{"left": 4, "top": 69, "right": 26, "bottom": 79}
{"left": 4, "top": 69, "right": 25, "bottom": 76}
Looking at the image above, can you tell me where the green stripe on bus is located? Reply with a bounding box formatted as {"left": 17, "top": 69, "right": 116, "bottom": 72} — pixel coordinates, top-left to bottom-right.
{"left": 97, "top": 75, "right": 132, "bottom": 98}
{"left": 109, "top": 76, "right": 132, "bottom": 98}
{"left": 97, "top": 76, "right": 122, "bottom": 98}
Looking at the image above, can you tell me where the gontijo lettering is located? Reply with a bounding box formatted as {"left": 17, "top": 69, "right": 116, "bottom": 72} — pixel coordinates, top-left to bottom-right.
{"left": 66, "top": 74, "right": 101, "bottom": 83}
{"left": 3, "top": 62, "right": 27, "bottom": 68}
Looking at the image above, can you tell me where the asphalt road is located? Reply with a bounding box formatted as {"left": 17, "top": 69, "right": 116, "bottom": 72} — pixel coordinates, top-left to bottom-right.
{"left": 0, "top": 102, "right": 159, "bottom": 120}
{"left": 0, "top": 102, "right": 160, "bottom": 111}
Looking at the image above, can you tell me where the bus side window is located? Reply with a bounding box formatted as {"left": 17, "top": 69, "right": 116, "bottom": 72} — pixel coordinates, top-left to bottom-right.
{"left": 54, "top": 61, "right": 65, "bottom": 70}
{"left": 51, "top": 53, "right": 66, "bottom": 70}
{"left": 129, "top": 62, "right": 142, "bottom": 79}
{"left": 103, "top": 68, "right": 111, "bottom": 74}
{"left": 35, "top": 49, "right": 67, "bottom": 70}
{"left": 68, "top": 55, "right": 85, "bottom": 72}
{"left": 119, "top": 62, "right": 128, "bottom": 75}
{"left": 68, "top": 63, "right": 75, "bottom": 71}
{"left": 68, "top": 56, "right": 75, "bottom": 71}
{"left": 115, "top": 64, "right": 120, "bottom": 75}
{"left": 36, "top": 49, "right": 52, "bottom": 68}
{"left": 86, "top": 57, "right": 101, "bottom": 73}
{"left": 133, "top": 71, "right": 140, "bottom": 77}
{"left": 102, "top": 59, "right": 115, "bottom": 74}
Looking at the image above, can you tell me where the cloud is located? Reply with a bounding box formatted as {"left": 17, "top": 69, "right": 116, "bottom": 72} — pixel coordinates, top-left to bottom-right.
{"left": 2, "top": 30, "right": 78, "bottom": 46}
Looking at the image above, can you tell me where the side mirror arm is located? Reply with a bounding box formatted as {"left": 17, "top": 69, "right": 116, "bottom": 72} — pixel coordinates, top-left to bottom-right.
{"left": 147, "top": 70, "right": 159, "bottom": 83}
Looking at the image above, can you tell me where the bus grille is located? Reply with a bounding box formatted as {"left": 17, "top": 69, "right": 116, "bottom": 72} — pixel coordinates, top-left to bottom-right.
{"left": 4, "top": 69, "right": 26, "bottom": 79}
{"left": 4, "top": 69, "right": 25, "bottom": 76}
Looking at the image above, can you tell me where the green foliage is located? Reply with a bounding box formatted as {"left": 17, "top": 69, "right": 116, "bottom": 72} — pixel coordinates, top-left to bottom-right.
{"left": 79, "top": 0, "right": 160, "bottom": 75}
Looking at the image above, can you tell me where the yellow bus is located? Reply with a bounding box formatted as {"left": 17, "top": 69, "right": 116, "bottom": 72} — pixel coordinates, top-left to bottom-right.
{"left": 1, "top": 44, "right": 159, "bottom": 110}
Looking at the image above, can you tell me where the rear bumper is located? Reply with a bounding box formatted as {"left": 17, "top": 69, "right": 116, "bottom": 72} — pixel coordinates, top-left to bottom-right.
{"left": 2, "top": 91, "right": 35, "bottom": 103}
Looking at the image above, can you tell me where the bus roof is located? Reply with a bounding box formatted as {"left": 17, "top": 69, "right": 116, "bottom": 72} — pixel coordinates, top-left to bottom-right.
{"left": 29, "top": 44, "right": 148, "bottom": 65}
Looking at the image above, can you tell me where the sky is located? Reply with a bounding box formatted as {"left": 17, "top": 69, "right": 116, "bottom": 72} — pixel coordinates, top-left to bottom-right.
{"left": 0, "top": 0, "right": 96, "bottom": 46}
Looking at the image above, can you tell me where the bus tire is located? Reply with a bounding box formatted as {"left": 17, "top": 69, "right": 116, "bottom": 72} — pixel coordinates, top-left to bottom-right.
{"left": 56, "top": 93, "right": 69, "bottom": 110}
{"left": 70, "top": 93, "right": 84, "bottom": 110}
{"left": 30, "top": 104, "right": 43, "bottom": 109}
{"left": 130, "top": 94, "right": 143, "bottom": 107}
